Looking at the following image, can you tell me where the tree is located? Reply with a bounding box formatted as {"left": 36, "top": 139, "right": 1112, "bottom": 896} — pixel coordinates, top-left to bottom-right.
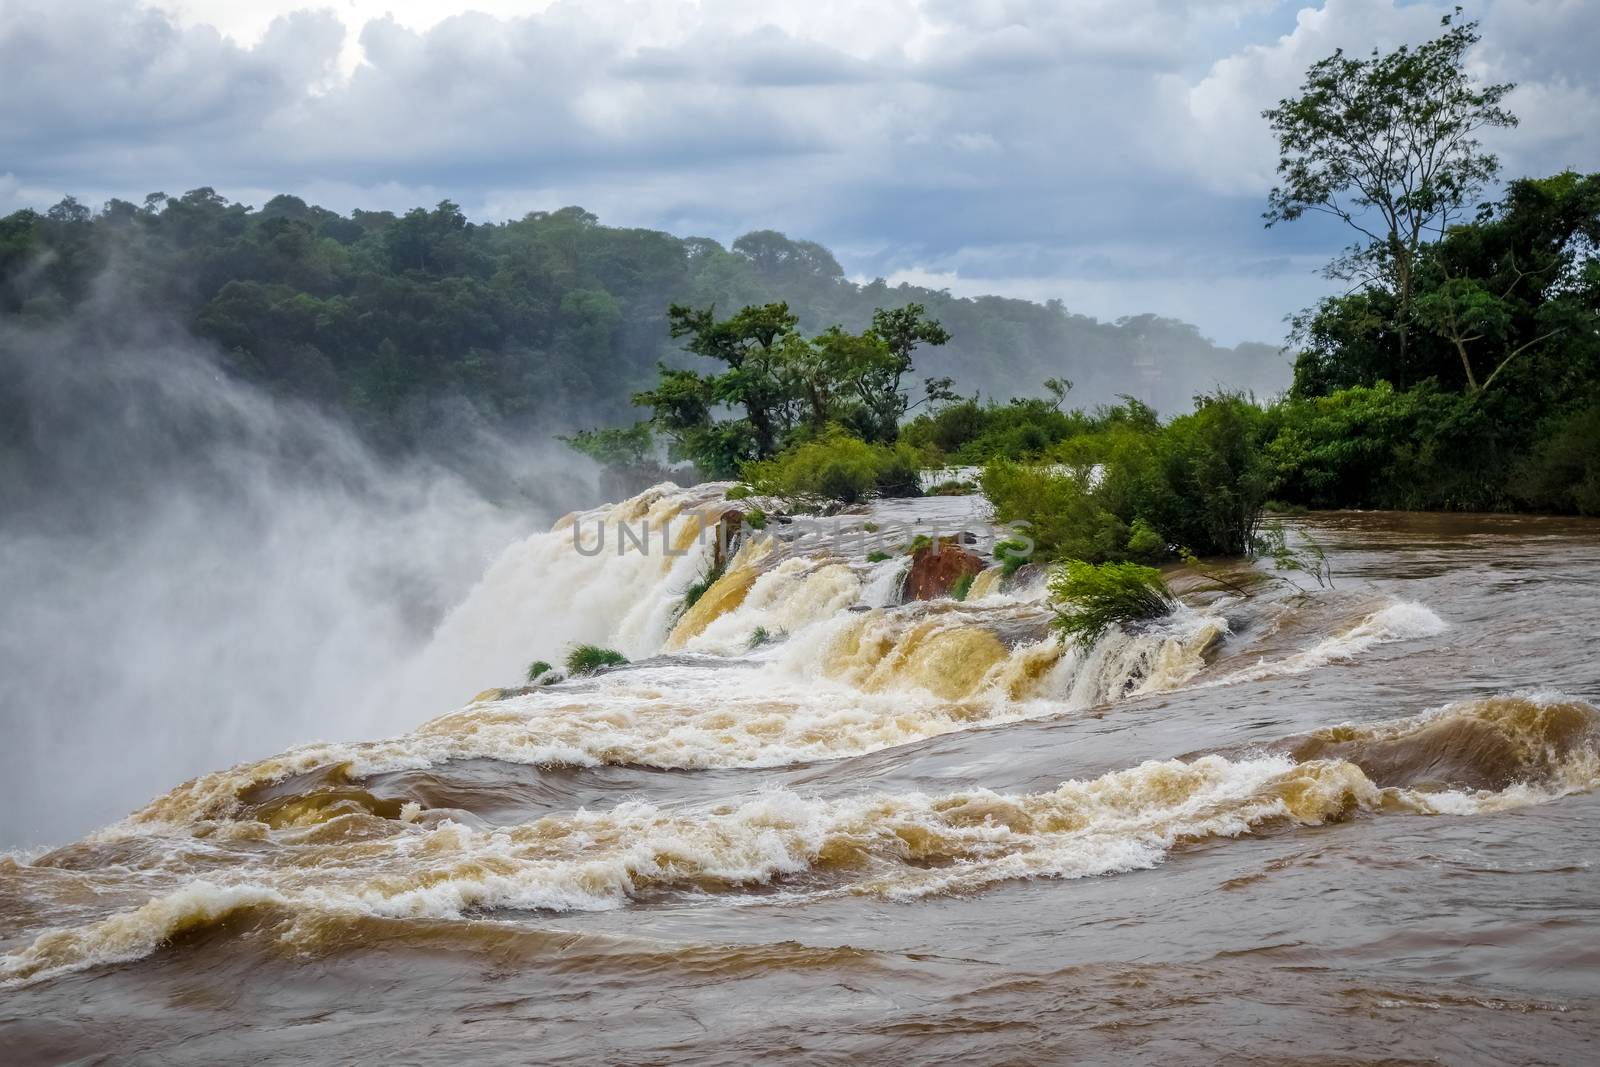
{"left": 1290, "top": 171, "right": 1600, "bottom": 400}
{"left": 1264, "top": 8, "right": 1517, "bottom": 374}
{"left": 862, "top": 303, "right": 951, "bottom": 437}
{"left": 1415, "top": 170, "right": 1600, "bottom": 394}
{"left": 661, "top": 301, "right": 800, "bottom": 460}
{"left": 626, "top": 301, "right": 950, "bottom": 475}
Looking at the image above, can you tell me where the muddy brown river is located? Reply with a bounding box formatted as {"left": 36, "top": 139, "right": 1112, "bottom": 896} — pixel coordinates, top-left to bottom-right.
{"left": 3, "top": 494, "right": 1599, "bottom": 1064}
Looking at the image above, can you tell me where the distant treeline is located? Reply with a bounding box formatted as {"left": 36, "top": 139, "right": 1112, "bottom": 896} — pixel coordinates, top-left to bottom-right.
{"left": 0, "top": 190, "right": 1285, "bottom": 461}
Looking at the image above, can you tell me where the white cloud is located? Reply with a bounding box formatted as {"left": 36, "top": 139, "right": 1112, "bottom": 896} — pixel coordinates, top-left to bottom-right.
{"left": 3, "top": 1, "right": 1596, "bottom": 344}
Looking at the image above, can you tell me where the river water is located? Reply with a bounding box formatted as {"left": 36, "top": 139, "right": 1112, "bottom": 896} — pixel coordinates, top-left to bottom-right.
{"left": 3, "top": 488, "right": 1598, "bottom": 1064}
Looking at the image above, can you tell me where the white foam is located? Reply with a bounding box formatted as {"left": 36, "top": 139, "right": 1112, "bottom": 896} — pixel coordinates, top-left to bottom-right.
{"left": 1216, "top": 600, "right": 1447, "bottom": 684}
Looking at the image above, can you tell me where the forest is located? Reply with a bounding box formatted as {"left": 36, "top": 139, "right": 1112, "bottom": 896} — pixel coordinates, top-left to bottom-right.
{"left": 0, "top": 190, "right": 1282, "bottom": 496}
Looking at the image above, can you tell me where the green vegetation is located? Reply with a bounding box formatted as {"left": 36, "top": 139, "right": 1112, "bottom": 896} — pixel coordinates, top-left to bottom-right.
{"left": 1259, "top": 13, "right": 1600, "bottom": 515}
{"left": 679, "top": 559, "right": 727, "bottom": 614}
{"left": 1048, "top": 561, "right": 1177, "bottom": 648}
{"left": 866, "top": 550, "right": 892, "bottom": 563}
{"left": 748, "top": 626, "right": 773, "bottom": 649}
{"left": 928, "top": 479, "right": 976, "bottom": 496}
{"left": 741, "top": 426, "right": 922, "bottom": 509}
{"left": 744, "top": 506, "right": 768, "bottom": 530}
{"left": 626, "top": 302, "right": 951, "bottom": 478}
{"left": 945, "top": 13, "right": 1600, "bottom": 537}
{"left": 994, "top": 538, "right": 1031, "bottom": 577}
{"left": 950, "top": 573, "right": 976, "bottom": 602}
{"left": 565, "top": 645, "right": 629, "bottom": 676}
{"left": 1256, "top": 523, "right": 1335, "bottom": 591}
{"left": 0, "top": 196, "right": 1285, "bottom": 492}
{"left": 724, "top": 484, "right": 754, "bottom": 501}
{"left": 525, "top": 660, "right": 555, "bottom": 684}
{"left": 976, "top": 392, "right": 1275, "bottom": 564}
{"left": 904, "top": 396, "right": 1096, "bottom": 464}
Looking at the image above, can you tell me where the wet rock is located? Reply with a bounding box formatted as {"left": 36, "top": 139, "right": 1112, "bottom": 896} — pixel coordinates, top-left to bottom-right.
{"left": 901, "top": 538, "right": 986, "bottom": 601}
{"left": 470, "top": 685, "right": 540, "bottom": 703}
{"left": 712, "top": 508, "right": 744, "bottom": 570}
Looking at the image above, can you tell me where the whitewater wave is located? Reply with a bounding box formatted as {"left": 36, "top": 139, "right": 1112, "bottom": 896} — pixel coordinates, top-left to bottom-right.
{"left": 7, "top": 694, "right": 1596, "bottom": 987}
{"left": 1212, "top": 600, "right": 1447, "bottom": 684}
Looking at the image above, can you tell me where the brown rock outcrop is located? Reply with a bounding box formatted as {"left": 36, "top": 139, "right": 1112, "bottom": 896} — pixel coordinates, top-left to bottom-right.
{"left": 901, "top": 538, "right": 986, "bottom": 601}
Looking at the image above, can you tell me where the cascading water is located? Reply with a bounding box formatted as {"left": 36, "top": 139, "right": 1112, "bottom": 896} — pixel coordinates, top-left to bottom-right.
{"left": 4, "top": 487, "right": 1599, "bottom": 1065}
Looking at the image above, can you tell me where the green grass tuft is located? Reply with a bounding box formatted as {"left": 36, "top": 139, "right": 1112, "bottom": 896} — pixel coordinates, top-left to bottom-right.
{"left": 565, "top": 644, "right": 629, "bottom": 676}
{"left": 680, "top": 558, "right": 727, "bottom": 613}
{"left": 525, "top": 659, "right": 554, "bottom": 684}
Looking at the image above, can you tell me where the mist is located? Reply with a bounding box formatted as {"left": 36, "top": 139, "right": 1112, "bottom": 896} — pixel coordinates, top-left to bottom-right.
{"left": 0, "top": 294, "right": 599, "bottom": 849}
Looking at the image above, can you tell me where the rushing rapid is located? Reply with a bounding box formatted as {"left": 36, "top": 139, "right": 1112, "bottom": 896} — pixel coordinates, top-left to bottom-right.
{"left": 3, "top": 487, "right": 1599, "bottom": 1064}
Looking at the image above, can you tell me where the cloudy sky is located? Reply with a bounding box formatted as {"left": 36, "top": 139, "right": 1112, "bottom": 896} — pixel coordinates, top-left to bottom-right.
{"left": 3, "top": 0, "right": 1596, "bottom": 344}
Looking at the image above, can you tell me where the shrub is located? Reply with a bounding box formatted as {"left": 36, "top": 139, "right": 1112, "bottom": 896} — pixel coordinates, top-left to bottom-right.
{"left": 1266, "top": 382, "right": 1511, "bottom": 511}
{"left": 744, "top": 506, "right": 767, "bottom": 530}
{"left": 1048, "top": 560, "right": 1176, "bottom": 648}
{"left": 980, "top": 459, "right": 1127, "bottom": 563}
{"left": 929, "top": 479, "right": 976, "bottom": 496}
{"left": 950, "top": 572, "right": 975, "bottom": 601}
{"left": 1137, "top": 394, "right": 1276, "bottom": 557}
{"left": 874, "top": 441, "right": 925, "bottom": 498}
{"left": 566, "top": 644, "right": 628, "bottom": 676}
{"left": 748, "top": 626, "right": 772, "bottom": 649}
{"left": 1514, "top": 398, "right": 1600, "bottom": 515}
{"left": 525, "top": 660, "right": 554, "bottom": 684}
{"left": 1125, "top": 518, "right": 1166, "bottom": 561}
{"left": 724, "top": 484, "right": 754, "bottom": 500}
{"left": 743, "top": 426, "right": 923, "bottom": 509}
{"left": 994, "top": 538, "right": 1032, "bottom": 576}
{"left": 902, "top": 395, "right": 1095, "bottom": 463}
{"left": 866, "top": 550, "right": 891, "bottom": 563}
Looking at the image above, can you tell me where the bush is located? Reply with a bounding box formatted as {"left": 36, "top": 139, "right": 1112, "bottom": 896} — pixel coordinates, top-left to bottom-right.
{"left": 1048, "top": 560, "right": 1176, "bottom": 648}
{"left": 980, "top": 395, "right": 1278, "bottom": 563}
{"left": 994, "top": 538, "right": 1032, "bottom": 576}
{"left": 1267, "top": 382, "right": 1512, "bottom": 511}
{"left": 742, "top": 426, "right": 922, "bottom": 509}
{"left": 744, "top": 506, "right": 767, "bottom": 530}
{"left": 525, "top": 660, "right": 554, "bottom": 684}
{"left": 724, "top": 483, "right": 754, "bottom": 500}
{"left": 929, "top": 479, "right": 976, "bottom": 496}
{"left": 866, "top": 550, "right": 891, "bottom": 563}
{"left": 748, "top": 626, "right": 773, "bottom": 649}
{"left": 1125, "top": 518, "right": 1166, "bottom": 561}
{"left": 1137, "top": 394, "right": 1276, "bottom": 557}
{"left": 950, "top": 572, "right": 976, "bottom": 601}
{"left": 980, "top": 459, "right": 1127, "bottom": 563}
{"left": 566, "top": 645, "right": 628, "bottom": 676}
{"left": 902, "top": 396, "right": 1094, "bottom": 463}
{"left": 1514, "top": 398, "right": 1600, "bottom": 515}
